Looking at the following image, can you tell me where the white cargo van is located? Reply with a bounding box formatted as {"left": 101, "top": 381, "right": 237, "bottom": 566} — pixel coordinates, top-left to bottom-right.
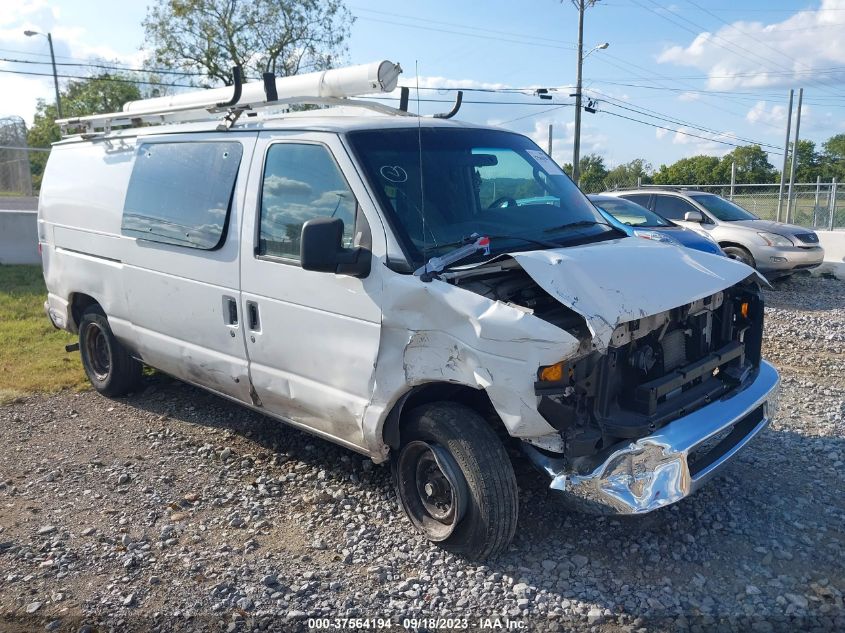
{"left": 39, "top": 61, "right": 779, "bottom": 559}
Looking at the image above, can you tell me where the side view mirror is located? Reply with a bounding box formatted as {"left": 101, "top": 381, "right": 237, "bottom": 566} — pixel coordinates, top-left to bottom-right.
{"left": 684, "top": 210, "right": 704, "bottom": 223}
{"left": 300, "top": 217, "right": 371, "bottom": 278}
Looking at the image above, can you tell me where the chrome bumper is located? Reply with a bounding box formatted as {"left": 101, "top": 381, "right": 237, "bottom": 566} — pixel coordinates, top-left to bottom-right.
{"left": 524, "top": 360, "right": 780, "bottom": 515}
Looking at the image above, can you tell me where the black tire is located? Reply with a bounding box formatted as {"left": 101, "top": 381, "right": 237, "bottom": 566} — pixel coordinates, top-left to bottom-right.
{"left": 722, "top": 245, "right": 756, "bottom": 268}
{"left": 393, "top": 401, "right": 518, "bottom": 559}
{"left": 78, "top": 305, "right": 142, "bottom": 397}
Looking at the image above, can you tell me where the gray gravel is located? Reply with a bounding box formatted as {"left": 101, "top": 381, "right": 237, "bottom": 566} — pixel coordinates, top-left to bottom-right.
{"left": 0, "top": 273, "right": 843, "bottom": 632}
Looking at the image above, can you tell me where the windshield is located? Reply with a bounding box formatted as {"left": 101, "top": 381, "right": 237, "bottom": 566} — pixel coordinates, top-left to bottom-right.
{"left": 592, "top": 196, "right": 670, "bottom": 227}
{"left": 346, "top": 128, "right": 614, "bottom": 266}
{"left": 690, "top": 194, "right": 758, "bottom": 221}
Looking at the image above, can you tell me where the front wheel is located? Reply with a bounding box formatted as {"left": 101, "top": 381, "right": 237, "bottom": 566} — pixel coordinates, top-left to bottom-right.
{"left": 79, "top": 305, "right": 142, "bottom": 397}
{"left": 722, "top": 245, "right": 756, "bottom": 268}
{"left": 393, "top": 402, "right": 518, "bottom": 559}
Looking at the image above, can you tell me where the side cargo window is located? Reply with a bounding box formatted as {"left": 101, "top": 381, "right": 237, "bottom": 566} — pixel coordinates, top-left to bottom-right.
{"left": 258, "top": 143, "right": 357, "bottom": 261}
{"left": 122, "top": 141, "right": 243, "bottom": 249}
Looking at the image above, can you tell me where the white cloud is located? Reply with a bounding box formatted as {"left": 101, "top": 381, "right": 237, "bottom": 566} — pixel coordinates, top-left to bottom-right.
{"left": 655, "top": 128, "right": 668, "bottom": 140}
{"left": 678, "top": 91, "right": 701, "bottom": 102}
{"left": 0, "top": 1, "right": 149, "bottom": 125}
{"left": 521, "top": 117, "right": 608, "bottom": 166}
{"left": 746, "top": 101, "right": 788, "bottom": 127}
{"left": 656, "top": 0, "right": 845, "bottom": 90}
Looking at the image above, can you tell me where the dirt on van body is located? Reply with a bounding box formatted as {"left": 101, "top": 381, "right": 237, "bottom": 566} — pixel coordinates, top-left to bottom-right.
{"left": 0, "top": 273, "right": 843, "bottom": 633}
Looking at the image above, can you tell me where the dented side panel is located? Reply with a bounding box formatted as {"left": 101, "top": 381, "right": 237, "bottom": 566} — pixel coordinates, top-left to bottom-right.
{"left": 362, "top": 273, "right": 581, "bottom": 459}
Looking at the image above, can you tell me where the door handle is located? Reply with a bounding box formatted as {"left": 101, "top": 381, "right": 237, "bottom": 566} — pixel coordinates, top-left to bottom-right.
{"left": 223, "top": 296, "right": 238, "bottom": 325}
{"left": 246, "top": 301, "right": 260, "bottom": 331}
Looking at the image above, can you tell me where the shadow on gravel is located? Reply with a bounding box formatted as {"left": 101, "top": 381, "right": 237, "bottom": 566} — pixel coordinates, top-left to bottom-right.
{"left": 119, "top": 374, "right": 844, "bottom": 622}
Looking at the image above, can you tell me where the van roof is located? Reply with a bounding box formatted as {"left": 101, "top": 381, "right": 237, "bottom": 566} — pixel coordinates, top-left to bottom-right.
{"left": 53, "top": 107, "right": 495, "bottom": 146}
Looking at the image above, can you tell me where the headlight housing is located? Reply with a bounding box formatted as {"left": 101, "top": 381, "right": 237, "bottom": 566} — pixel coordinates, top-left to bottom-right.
{"left": 633, "top": 229, "right": 680, "bottom": 246}
{"left": 757, "top": 231, "right": 793, "bottom": 247}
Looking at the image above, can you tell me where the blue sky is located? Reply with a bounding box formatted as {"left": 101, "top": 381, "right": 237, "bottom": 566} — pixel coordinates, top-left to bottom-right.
{"left": 2, "top": 0, "right": 844, "bottom": 170}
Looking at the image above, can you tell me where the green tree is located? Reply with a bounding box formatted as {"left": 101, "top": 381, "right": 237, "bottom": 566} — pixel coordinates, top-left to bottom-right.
{"left": 143, "top": 0, "right": 354, "bottom": 85}
{"left": 563, "top": 153, "right": 608, "bottom": 192}
{"left": 653, "top": 155, "right": 720, "bottom": 185}
{"left": 604, "top": 158, "right": 652, "bottom": 189}
{"left": 821, "top": 133, "right": 845, "bottom": 180}
{"left": 786, "top": 139, "right": 821, "bottom": 183}
{"left": 716, "top": 144, "right": 776, "bottom": 183}
{"left": 26, "top": 75, "right": 142, "bottom": 190}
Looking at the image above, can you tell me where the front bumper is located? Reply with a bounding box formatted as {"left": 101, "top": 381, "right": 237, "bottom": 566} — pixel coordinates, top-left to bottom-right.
{"left": 753, "top": 244, "right": 824, "bottom": 272}
{"left": 523, "top": 360, "right": 780, "bottom": 515}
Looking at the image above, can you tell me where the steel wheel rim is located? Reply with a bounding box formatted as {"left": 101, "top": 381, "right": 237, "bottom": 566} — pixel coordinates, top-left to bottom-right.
{"left": 84, "top": 323, "right": 111, "bottom": 380}
{"left": 397, "top": 440, "right": 468, "bottom": 541}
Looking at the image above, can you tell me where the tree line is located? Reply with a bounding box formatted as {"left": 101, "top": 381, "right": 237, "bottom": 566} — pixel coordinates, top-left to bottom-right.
{"left": 20, "top": 0, "right": 845, "bottom": 197}
{"left": 565, "top": 137, "right": 845, "bottom": 193}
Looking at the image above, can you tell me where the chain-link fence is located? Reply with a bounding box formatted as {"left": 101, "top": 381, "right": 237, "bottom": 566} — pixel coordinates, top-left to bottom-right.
{"left": 0, "top": 116, "right": 33, "bottom": 196}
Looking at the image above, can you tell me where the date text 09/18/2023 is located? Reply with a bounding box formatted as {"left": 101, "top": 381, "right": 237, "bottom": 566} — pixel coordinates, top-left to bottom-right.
{"left": 306, "top": 617, "right": 526, "bottom": 630}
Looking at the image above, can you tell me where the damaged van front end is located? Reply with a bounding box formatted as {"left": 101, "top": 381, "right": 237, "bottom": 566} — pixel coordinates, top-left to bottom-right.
{"left": 373, "top": 238, "right": 779, "bottom": 516}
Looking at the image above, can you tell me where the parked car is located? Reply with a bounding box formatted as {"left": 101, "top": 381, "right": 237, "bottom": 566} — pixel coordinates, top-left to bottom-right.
{"left": 602, "top": 188, "right": 823, "bottom": 277}
{"left": 38, "top": 62, "right": 779, "bottom": 559}
{"left": 588, "top": 194, "right": 724, "bottom": 256}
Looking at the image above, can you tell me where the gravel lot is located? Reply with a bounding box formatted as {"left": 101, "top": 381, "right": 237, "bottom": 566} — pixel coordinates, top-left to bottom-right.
{"left": 1, "top": 273, "right": 843, "bottom": 632}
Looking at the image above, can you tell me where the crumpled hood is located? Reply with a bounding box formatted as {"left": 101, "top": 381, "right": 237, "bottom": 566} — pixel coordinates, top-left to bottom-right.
{"left": 511, "top": 238, "right": 763, "bottom": 352}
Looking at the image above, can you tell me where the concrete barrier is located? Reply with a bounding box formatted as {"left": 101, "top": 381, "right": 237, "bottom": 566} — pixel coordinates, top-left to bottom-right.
{"left": 814, "top": 231, "right": 845, "bottom": 280}
{"left": 0, "top": 210, "right": 40, "bottom": 265}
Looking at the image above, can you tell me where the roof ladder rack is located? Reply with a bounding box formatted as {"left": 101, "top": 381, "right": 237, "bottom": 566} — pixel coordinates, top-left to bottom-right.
{"left": 56, "top": 60, "right": 409, "bottom": 138}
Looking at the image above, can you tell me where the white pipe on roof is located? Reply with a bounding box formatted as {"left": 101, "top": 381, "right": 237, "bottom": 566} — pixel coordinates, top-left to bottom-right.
{"left": 121, "top": 61, "right": 402, "bottom": 116}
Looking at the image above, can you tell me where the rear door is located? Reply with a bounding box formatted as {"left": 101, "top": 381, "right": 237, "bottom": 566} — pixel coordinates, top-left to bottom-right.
{"left": 238, "top": 131, "right": 385, "bottom": 450}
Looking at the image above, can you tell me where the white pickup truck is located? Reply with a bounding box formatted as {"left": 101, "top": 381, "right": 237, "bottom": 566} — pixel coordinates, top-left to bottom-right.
{"left": 38, "top": 61, "right": 779, "bottom": 559}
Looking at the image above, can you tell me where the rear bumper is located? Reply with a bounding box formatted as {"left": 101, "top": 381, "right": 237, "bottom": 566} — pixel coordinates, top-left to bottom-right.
{"left": 523, "top": 360, "right": 780, "bottom": 515}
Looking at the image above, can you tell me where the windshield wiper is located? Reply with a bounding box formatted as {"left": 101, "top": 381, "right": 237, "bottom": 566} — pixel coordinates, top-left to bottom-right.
{"left": 542, "top": 219, "right": 603, "bottom": 233}
{"left": 414, "top": 233, "right": 561, "bottom": 281}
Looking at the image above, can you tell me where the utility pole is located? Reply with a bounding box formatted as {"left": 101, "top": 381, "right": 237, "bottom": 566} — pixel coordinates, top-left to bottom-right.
{"left": 786, "top": 88, "right": 803, "bottom": 224}
{"left": 572, "top": 0, "right": 585, "bottom": 185}
{"left": 548, "top": 124, "right": 553, "bottom": 155}
{"left": 776, "top": 89, "right": 793, "bottom": 223}
{"left": 569, "top": 1, "right": 606, "bottom": 185}
{"left": 24, "top": 30, "right": 62, "bottom": 118}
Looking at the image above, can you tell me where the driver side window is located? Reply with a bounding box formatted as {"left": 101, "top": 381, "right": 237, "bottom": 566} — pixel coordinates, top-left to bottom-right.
{"left": 258, "top": 143, "right": 357, "bottom": 260}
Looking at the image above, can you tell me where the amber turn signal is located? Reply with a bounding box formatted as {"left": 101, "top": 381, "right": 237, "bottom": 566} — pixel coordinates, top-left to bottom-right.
{"left": 539, "top": 362, "right": 564, "bottom": 382}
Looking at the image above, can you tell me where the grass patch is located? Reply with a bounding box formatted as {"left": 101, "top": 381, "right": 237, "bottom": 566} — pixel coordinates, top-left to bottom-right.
{"left": 0, "top": 265, "right": 87, "bottom": 402}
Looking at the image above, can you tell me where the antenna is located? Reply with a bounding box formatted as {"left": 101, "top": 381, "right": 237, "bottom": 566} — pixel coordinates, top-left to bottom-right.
{"left": 416, "top": 60, "right": 427, "bottom": 272}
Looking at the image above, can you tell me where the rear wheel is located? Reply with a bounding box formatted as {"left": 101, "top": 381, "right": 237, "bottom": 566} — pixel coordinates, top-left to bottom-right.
{"left": 393, "top": 402, "right": 518, "bottom": 559}
{"left": 722, "top": 245, "right": 756, "bottom": 268}
{"left": 79, "top": 305, "right": 142, "bottom": 397}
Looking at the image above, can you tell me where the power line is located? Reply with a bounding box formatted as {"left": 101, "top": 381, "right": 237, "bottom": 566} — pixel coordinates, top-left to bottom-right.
{"left": 633, "top": 0, "right": 845, "bottom": 101}
{"left": 0, "top": 67, "right": 197, "bottom": 88}
{"left": 0, "top": 56, "right": 204, "bottom": 77}
{"left": 587, "top": 80, "right": 845, "bottom": 108}
{"left": 589, "top": 91, "right": 782, "bottom": 150}
{"left": 349, "top": 6, "right": 574, "bottom": 46}
{"left": 598, "top": 109, "right": 784, "bottom": 156}
{"left": 354, "top": 16, "right": 576, "bottom": 51}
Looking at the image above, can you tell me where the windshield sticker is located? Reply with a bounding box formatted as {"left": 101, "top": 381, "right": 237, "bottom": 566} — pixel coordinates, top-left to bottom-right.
{"left": 526, "top": 149, "right": 564, "bottom": 176}
{"left": 379, "top": 165, "right": 408, "bottom": 183}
